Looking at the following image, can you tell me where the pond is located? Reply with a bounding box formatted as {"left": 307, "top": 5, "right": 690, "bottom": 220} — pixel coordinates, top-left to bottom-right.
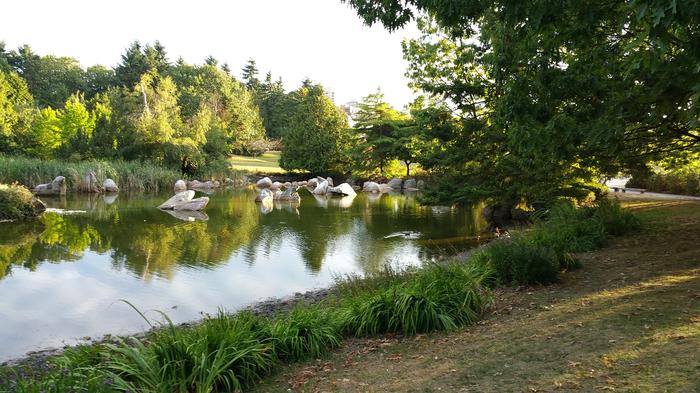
{"left": 0, "top": 188, "right": 487, "bottom": 361}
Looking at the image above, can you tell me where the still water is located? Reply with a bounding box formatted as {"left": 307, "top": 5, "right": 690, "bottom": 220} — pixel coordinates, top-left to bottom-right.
{"left": 0, "top": 189, "right": 486, "bottom": 360}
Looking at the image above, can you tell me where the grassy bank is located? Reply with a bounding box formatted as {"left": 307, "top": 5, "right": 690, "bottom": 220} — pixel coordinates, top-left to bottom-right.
{"left": 257, "top": 197, "right": 699, "bottom": 392}
{"left": 0, "top": 199, "right": 639, "bottom": 392}
{"left": 0, "top": 155, "right": 183, "bottom": 194}
{"left": 0, "top": 183, "right": 43, "bottom": 221}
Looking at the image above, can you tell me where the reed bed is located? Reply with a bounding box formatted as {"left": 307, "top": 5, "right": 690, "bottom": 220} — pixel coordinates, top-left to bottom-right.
{"left": 0, "top": 155, "right": 181, "bottom": 193}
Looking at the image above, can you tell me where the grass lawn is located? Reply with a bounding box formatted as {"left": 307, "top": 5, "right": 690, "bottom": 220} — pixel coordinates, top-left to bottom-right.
{"left": 255, "top": 196, "right": 700, "bottom": 392}
{"left": 229, "top": 151, "right": 285, "bottom": 174}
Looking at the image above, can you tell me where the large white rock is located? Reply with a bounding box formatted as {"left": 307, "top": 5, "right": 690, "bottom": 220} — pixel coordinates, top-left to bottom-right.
{"left": 174, "top": 179, "right": 187, "bottom": 193}
{"left": 362, "top": 181, "right": 380, "bottom": 193}
{"left": 255, "top": 188, "right": 274, "bottom": 203}
{"left": 256, "top": 177, "right": 273, "bottom": 188}
{"left": 34, "top": 176, "right": 67, "bottom": 196}
{"left": 271, "top": 181, "right": 283, "bottom": 190}
{"left": 275, "top": 186, "right": 301, "bottom": 202}
{"left": 83, "top": 171, "right": 99, "bottom": 193}
{"left": 387, "top": 178, "right": 404, "bottom": 190}
{"left": 326, "top": 177, "right": 334, "bottom": 187}
{"left": 379, "top": 184, "right": 393, "bottom": 193}
{"left": 103, "top": 178, "right": 119, "bottom": 193}
{"left": 173, "top": 196, "right": 209, "bottom": 211}
{"left": 158, "top": 190, "right": 195, "bottom": 209}
{"left": 307, "top": 178, "right": 318, "bottom": 188}
{"left": 328, "top": 183, "right": 357, "bottom": 197}
{"left": 313, "top": 180, "right": 329, "bottom": 195}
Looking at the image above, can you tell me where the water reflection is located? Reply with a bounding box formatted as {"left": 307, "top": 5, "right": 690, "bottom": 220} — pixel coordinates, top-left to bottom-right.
{"left": 0, "top": 189, "right": 486, "bottom": 359}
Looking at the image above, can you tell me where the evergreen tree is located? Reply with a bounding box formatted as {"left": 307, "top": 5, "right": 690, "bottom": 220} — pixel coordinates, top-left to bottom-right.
{"left": 241, "top": 58, "right": 259, "bottom": 90}
{"left": 280, "top": 83, "right": 353, "bottom": 174}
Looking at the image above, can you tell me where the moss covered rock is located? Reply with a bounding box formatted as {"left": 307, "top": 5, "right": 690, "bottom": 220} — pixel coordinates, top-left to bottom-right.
{"left": 0, "top": 183, "right": 46, "bottom": 221}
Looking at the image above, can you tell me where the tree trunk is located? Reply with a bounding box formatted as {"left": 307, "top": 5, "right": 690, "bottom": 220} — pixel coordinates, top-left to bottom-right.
{"left": 405, "top": 162, "right": 411, "bottom": 177}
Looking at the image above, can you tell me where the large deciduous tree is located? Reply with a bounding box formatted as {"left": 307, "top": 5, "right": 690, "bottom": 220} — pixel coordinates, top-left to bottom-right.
{"left": 343, "top": 0, "right": 700, "bottom": 206}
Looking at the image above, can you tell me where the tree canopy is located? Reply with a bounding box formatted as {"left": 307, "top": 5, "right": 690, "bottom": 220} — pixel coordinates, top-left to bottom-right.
{"left": 343, "top": 0, "right": 700, "bottom": 205}
{"left": 280, "top": 83, "right": 353, "bottom": 174}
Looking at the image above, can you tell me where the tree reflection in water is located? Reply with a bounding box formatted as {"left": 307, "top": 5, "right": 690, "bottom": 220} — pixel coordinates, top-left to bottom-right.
{"left": 0, "top": 189, "right": 486, "bottom": 281}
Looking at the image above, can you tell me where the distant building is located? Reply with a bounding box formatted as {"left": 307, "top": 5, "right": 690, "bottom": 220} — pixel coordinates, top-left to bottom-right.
{"left": 340, "top": 100, "right": 359, "bottom": 127}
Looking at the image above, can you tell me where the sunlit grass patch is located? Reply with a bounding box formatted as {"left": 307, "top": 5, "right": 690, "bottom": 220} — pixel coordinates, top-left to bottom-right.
{"left": 229, "top": 151, "right": 285, "bottom": 174}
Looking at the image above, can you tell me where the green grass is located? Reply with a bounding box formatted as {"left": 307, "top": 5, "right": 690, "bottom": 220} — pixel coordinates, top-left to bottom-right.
{"left": 0, "top": 155, "right": 182, "bottom": 193}
{"left": 228, "top": 151, "right": 285, "bottom": 174}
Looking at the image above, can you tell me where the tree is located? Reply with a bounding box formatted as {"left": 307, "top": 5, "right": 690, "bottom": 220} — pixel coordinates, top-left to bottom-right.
{"left": 256, "top": 72, "right": 294, "bottom": 139}
{"left": 56, "top": 93, "right": 96, "bottom": 159}
{"left": 0, "top": 70, "right": 33, "bottom": 153}
{"left": 241, "top": 58, "right": 260, "bottom": 90}
{"left": 84, "top": 65, "right": 115, "bottom": 99}
{"left": 280, "top": 83, "right": 353, "bottom": 174}
{"left": 344, "top": 0, "right": 700, "bottom": 206}
{"left": 352, "top": 89, "right": 408, "bottom": 175}
{"left": 115, "top": 41, "right": 170, "bottom": 88}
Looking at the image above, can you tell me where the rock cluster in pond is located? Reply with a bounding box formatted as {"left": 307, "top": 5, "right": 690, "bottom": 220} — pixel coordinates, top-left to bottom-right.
{"left": 33, "top": 176, "right": 67, "bottom": 196}
{"left": 158, "top": 190, "right": 209, "bottom": 211}
{"left": 361, "top": 178, "right": 423, "bottom": 193}
{"left": 187, "top": 180, "right": 220, "bottom": 190}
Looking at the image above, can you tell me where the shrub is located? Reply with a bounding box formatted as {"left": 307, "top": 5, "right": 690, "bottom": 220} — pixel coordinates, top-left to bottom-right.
{"left": 341, "top": 263, "right": 491, "bottom": 336}
{"left": 0, "top": 183, "right": 41, "bottom": 220}
{"left": 470, "top": 238, "right": 560, "bottom": 285}
{"left": 266, "top": 306, "right": 343, "bottom": 361}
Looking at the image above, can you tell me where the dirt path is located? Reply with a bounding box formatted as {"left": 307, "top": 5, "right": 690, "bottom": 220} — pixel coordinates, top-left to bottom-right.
{"left": 256, "top": 199, "right": 700, "bottom": 393}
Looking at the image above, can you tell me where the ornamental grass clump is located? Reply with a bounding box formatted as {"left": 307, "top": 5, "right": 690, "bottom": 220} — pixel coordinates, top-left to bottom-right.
{"left": 469, "top": 238, "right": 560, "bottom": 285}
{"left": 341, "top": 263, "right": 492, "bottom": 336}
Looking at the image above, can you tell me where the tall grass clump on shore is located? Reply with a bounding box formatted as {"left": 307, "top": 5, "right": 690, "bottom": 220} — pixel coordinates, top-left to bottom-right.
{"left": 341, "top": 263, "right": 492, "bottom": 336}
{"left": 469, "top": 198, "right": 640, "bottom": 285}
{"left": 0, "top": 183, "right": 42, "bottom": 220}
{"left": 0, "top": 155, "right": 181, "bottom": 193}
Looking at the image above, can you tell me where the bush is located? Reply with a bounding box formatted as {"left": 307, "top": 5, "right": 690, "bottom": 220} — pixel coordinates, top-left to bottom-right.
{"left": 470, "top": 238, "right": 560, "bottom": 285}
{"left": 470, "top": 199, "right": 639, "bottom": 285}
{"left": 627, "top": 162, "right": 700, "bottom": 196}
{"left": 341, "top": 263, "right": 491, "bottom": 336}
{"left": 0, "top": 183, "right": 41, "bottom": 220}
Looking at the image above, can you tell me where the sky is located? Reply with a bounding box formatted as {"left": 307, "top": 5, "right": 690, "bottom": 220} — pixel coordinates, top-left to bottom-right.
{"left": 0, "top": 0, "right": 419, "bottom": 109}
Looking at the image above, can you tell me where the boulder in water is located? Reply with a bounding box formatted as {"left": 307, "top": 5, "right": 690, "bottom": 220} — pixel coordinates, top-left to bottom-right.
{"left": 103, "top": 179, "right": 119, "bottom": 193}
{"left": 328, "top": 183, "right": 357, "bottom": 197}
{"left": 362, "top": 181, "right": 380, "bottom": 193}
{"left": 256, "top": 177, "right": 273, "bottom": 189}
{"left": 174, "top": 179, "right": 187, "bottom": 193}
{"left": 33, "top": 176, "right": 66, "bottom": 196}
{"left": 404, "top": 178, "right": 417, "bottom": 189}
{"left": 387, "top": 178, "right": 403, "bottom": 190}
{"left": 313, "top": 180, "right": 329, "bottom": 195}
{"left": 173, "top": 197, "right": 209, "bottom": 211}
{"left": 271, "top": 181, "right": 283, "bottom": 190}
{"left": 83, "top": 171, "right": 100, "bottom": 193}
{"left": 255, "top": 188, "right": 274, "bottom": 203}
{"left": 158, "top": 190, "right": 195, "bottom": 209}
